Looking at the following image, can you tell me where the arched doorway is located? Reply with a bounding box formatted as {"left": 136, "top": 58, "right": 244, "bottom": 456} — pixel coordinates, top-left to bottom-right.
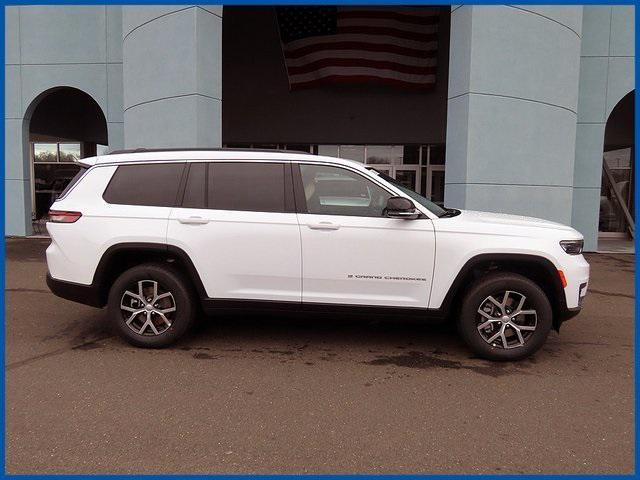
{"left": 26, "top": 87, "right": 108, "bottom": 234}
{"left": 599, "top": 91, "right": 634, "bottom": 245}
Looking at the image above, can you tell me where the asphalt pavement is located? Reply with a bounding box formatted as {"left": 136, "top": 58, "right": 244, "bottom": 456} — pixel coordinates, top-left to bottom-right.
{"left": 5, "top": 238, "right": 635, "bottom": 473}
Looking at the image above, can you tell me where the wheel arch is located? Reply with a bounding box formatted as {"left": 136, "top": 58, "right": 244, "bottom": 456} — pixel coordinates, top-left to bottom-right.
{"left": 440, "top": 253, "right": 567, "bottom": 329}
{"left": 92, "top": 242, "right": 207, "bottom": 306}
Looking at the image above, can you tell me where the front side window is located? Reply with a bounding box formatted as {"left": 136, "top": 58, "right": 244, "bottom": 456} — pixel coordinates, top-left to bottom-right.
{"left": 299, "top": 164, "right": 392, "bottom": 217}
{"left": 103, "top": 163, "right": 185, "bottom": 207}
{"left": 208, "top": 162, "right": 286, "bottom": 213}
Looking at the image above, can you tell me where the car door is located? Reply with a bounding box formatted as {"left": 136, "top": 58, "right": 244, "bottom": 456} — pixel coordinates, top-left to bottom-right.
{"left": 167, "top": 160, "right": 301, "bottom": 303}
{"left": 294, "top": 162, "right": 435, "bottom": 308}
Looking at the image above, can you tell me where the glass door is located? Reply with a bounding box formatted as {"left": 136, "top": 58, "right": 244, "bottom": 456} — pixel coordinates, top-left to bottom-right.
{"left": 427, "top": 166, "right": 445, "bottom": 207}
{"left": 393, "top": 165, "right": 421, "bottom": 193}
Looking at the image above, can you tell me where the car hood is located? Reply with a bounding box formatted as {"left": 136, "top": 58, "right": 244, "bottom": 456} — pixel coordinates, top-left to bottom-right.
{"left": 440, "top": 209, "right": 581, "bottom": 237}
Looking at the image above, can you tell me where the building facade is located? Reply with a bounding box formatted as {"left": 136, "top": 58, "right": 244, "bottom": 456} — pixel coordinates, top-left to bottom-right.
{"left": 5, "top": 5, "right": 635, "bottom": 251}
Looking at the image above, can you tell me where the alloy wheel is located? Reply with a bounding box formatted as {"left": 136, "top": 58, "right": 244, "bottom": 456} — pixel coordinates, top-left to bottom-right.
{"left": 476, "top": 290, "right": 537, "bottom": 349}
{"left": 120, "top": 279, "right": 176, "bottom": 336}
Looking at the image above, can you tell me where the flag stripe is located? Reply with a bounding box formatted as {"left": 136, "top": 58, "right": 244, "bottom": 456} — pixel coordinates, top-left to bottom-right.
{"left": 287, "top": 57, "right": 438, "bottom": 76}
{"left": 285, "top": 42, "right": 437, "bottom": 61}
{"left": 284, "top": 50, "right": 438, "bottom": 68}
{"left": 337, "top": 17, "right": 439, "bottom": 34}
{"left": 337, "top": 10, "right": 440, "bottom": 26}
{"left": 291, "top": 75, "right": 437, "bottom": 90}
{"left": 289, "top": 66, "right": 435, "bottom": 85}
{"left": 336, "top": 25, "right": 438, "bottom": 43}
{"left": 285, "top": 32, "right": 436, "bottom": 53}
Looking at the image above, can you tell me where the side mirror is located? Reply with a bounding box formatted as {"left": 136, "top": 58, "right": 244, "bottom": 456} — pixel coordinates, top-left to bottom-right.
{"left": 384, "top": 196, "right": 419, "bottom": 220}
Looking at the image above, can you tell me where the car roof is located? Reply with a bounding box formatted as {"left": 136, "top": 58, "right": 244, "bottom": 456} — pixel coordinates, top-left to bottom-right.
{"left": 83, "top": 148, "right": 366, "bottom": 171}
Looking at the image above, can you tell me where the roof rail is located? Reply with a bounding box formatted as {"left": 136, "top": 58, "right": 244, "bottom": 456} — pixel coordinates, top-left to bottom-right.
{"left": 107, "top": 147, "right": 306, "bottom": 155}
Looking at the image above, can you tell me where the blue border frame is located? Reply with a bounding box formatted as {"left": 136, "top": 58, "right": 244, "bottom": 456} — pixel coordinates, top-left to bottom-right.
{"left": 1, "top": 1, "right": 637, "bottom": 477}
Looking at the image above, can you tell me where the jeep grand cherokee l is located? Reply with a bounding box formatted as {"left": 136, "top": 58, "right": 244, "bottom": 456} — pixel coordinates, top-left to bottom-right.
{"left": 46, "top": 149, "right": 589, "bottom": 361}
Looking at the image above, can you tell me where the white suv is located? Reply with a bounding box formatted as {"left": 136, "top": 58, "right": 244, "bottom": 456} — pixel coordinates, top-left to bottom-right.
{"left": 46, "top": 149, "right": 589, "bottom": 360}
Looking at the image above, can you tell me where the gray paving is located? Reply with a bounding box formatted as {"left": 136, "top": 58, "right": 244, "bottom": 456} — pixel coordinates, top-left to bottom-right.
{"left": 5, "top": 238, "right": 635, "bottom": 473}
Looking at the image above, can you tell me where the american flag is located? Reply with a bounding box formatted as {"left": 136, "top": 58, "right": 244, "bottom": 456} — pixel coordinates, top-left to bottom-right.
{"left": 276, "top": 6, "right": 439, "bottom": 90}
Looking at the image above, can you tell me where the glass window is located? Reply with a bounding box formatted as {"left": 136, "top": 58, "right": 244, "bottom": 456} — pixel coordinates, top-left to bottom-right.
{"left": 339, "top": 145, "right": 365, "bottom": 163}
{"left": 430, "top": 170, "right": 445, "bottom": 206}
{"left": 58, "top": 143, "right": 81, "bottom": 162}
{"left": 182, "top": 163, "right": 207, "bottom": 209}
{"left": 318, "top": 145, "right": 339, "bottom": 157}
{"left": 58, "top": 167, "right": 87, "bottom": 199}
{"left": 403, "top": 145, "right": 420, "bottom": 164}
{"left": 285, "top": 144, "right": 312, "bottom": 153}
{"left": 103, "top": 163, "right": 184, "bottom": 207}
{"left": 209, "top": 162, "right": 285, "bottom": 213}
{"left": 299, "top": 164, "right": 392, "bottom": 217}
{"left": 366, "top": 145, "right": 403, "bottom": 165}
{"left": 428, "top": 144, "right": 446, "bottom": 165}
{"left": 33, "top": 143, "right": 58, "bottom": 163}
{"left": 33, "top": 163, "right": 83, "bottom": 218}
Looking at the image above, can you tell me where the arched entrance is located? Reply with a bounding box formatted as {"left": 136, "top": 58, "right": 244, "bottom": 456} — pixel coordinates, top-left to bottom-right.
{"left": 25, "top": 87, "right": 108, "bottom": 234}
{"left": 599, "top": 91, "right": 634, "bottom": 245}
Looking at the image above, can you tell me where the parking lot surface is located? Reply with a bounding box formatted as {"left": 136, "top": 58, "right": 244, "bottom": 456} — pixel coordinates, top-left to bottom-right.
{"left": 5, "top": 238, "right": 635, "bottom": 473}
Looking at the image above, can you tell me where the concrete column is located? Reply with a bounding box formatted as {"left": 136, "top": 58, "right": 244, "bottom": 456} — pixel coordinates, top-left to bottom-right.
{"left": 572, "top": 6, "right": 635, "bottom": 251}
{"left": 122, "top": 6, "right": 222, "bottom": 148}
{"left": 5, "top": 7, "right": 32, "bottom": 236}
{"left": 445, "top": 6, "right": 583, "bottom": 225}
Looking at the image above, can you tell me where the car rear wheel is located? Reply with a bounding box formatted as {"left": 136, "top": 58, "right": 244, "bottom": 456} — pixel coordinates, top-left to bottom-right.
{"left": 107, "top": 263, "right": 196, "bottom": 348}
{"left": 457, "top": 272, "right": 552, "bottom": 361}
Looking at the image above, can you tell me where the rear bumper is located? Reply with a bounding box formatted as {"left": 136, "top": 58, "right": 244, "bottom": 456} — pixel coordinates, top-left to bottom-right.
{"left": 46, "top": 273, "right": 104, "bottom": 308}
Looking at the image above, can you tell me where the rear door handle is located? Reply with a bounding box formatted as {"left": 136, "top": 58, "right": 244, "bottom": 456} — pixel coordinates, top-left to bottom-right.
{"left": 307, "top": 221, "right": 340, "bottom": 231}
{"left": 178, "top": 216, "right": 209, "bottom": 225}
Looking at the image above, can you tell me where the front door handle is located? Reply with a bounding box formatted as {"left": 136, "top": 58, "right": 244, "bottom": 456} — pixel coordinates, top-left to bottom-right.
{"left": 307, "top": 221, "right": 340, "bottom": 231}
{"left": 178, "top": 216, "right": 209, "bottom": 225}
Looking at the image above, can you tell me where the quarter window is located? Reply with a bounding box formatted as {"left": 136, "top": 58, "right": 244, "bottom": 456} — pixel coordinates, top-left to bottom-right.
{"left": 299, "top": 164, "right": 392, "bottom": 217}
{"left": 103, "top": 163, "right": 185, "bottom": 207}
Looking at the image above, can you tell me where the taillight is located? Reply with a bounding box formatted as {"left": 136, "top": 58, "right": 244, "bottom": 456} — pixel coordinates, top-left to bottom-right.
{"left": 48, "top": 210, "right": 82, "bottom": 223}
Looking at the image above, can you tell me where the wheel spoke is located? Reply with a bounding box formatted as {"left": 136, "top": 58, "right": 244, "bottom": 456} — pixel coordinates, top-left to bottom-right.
{"left": 159, "top": 306, "right": 176, "bottom": 314}
{"left": 122, "top": 290, "right": 143, "bottom": 303}
{"left": 500, "top": 330, "right": 508, "bottom": 349}
{"left": 138, "top": 281, "right": 145, "bottom": 299}
{"left": 155, "top": 292, "right": 172, "bottom": 302}
{"left": 477, "top": 319, "right": 499, "bottom": 330}
{"left": 156, "top": 311, "right": 172, "bottom": 327}
{"left": 486, "top": 296, "right": 504, "bottom": 314}
{"left": 486, "top": 330, "right": 502, "bottom": 344}
{"left": 516, "top": 324, "right": 536, "bottom": 331}
{"left": 512, "top": 325, "right": 525, "bottom": 345}
{"left": 502, "top": 291, "right": 511, "bottom": 309}
{"left": 126, "top": 309, "right": 144, "bottom": 326}
{"left": 515, "top": 295, "right": 526, "bottom": 313}
{"left": 147, "top": 313, "right": 160, "bottom": 335}
{"left": 478, "top": 309, "right": 497, "bottom": 320}
{"left": 151, "top": 281, "right": 159, "bottom": 301}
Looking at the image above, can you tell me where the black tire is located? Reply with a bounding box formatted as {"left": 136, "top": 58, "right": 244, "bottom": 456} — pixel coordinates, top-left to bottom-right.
{"left": 107, "top": 263, "right": 196, "bottom": 348}
{"left": 457, "top": 272, "right": 552, "bottom": 361}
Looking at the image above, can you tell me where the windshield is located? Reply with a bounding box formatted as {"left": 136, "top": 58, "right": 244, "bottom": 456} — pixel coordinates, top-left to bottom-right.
{"left": 369, "top": 168, "right": 447, "bottom": 217}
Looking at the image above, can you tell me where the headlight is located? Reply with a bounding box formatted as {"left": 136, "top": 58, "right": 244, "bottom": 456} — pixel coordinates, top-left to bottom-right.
{"left": 560, "top": 239, "right": 584, "bottom": 255}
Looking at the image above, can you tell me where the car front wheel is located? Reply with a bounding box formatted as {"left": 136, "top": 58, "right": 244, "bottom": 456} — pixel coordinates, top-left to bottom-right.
{"left": 457, "top": 272, "right": 552, "bottom": 361}
{"left": 107, "top": 263, "right": 196, "bottom": 348}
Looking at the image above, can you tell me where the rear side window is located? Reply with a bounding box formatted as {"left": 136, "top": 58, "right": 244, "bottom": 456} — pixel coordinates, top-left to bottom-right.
{"left": 103, "top": 163, "right": 185, "bottom": 207}
{"left": 209, "top": 163, "right": 285, "bottom": 213}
